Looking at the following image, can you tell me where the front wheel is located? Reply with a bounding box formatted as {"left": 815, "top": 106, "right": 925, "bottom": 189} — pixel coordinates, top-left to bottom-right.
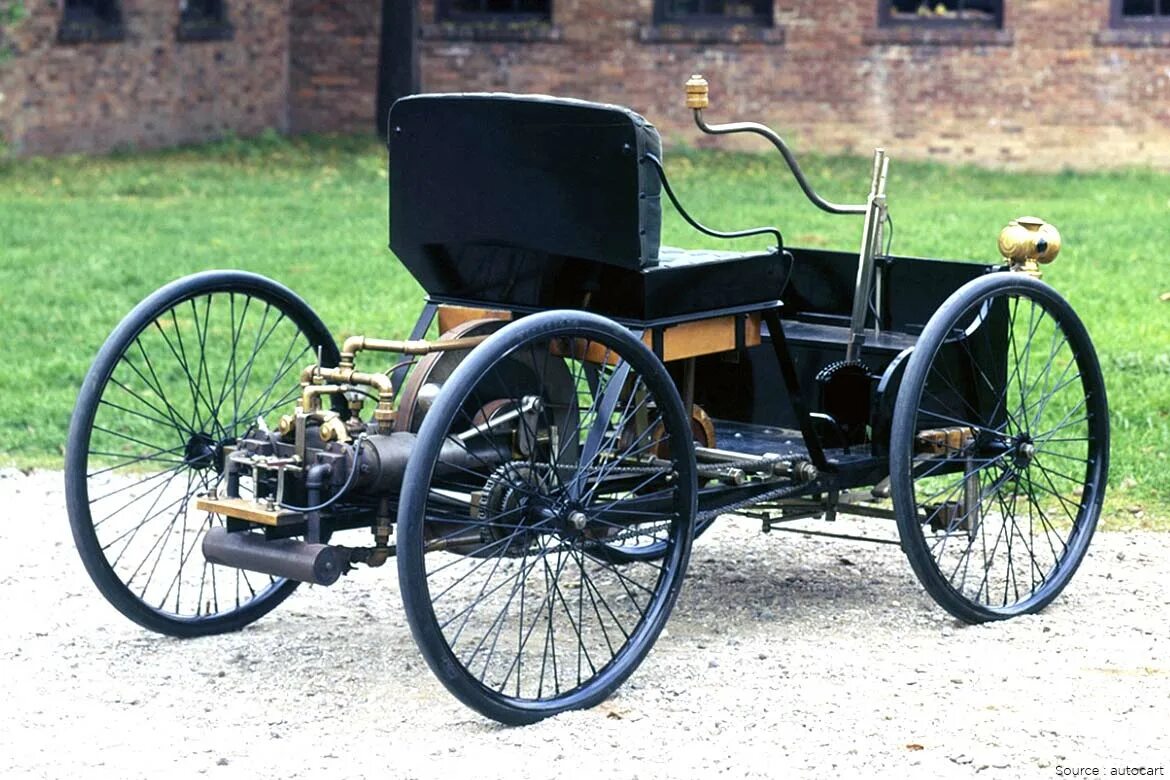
{"left": 397, "top": 310, "right": 697, "bottom": 724}
{"left": 890, "top": 273, "right": 1109, "bottom": 623}
{"left": 65, "top": 271, "right": 340, "bottom": 637}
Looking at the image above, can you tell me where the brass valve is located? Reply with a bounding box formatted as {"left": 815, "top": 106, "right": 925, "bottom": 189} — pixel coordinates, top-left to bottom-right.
{"left": 998, "top": 216, "right": 1061, "bottom": 278}
{"left": 685, "top": 74, "right": 709, "bottom": 110}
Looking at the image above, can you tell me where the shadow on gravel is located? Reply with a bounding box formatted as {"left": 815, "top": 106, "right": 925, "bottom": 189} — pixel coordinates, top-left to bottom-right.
{"left": 673, "top": 543, "right": 928, "bottom": 626}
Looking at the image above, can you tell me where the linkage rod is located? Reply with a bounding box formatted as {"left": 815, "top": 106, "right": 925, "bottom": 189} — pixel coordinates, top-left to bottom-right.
{"left": 693, "top": 110, "right": 867, "bottom": 216}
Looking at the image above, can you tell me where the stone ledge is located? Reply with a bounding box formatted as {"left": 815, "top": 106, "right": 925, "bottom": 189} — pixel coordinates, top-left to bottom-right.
{"left": 419, "top": 22, "right": 563, "bottom": 43}
{"left": 1094, "top": 28, "right": 1170, "bottom": 47}
{"left": 637, "top": 24, "right": 784, "bottom": 45}
{"left": 863, "top": 26, "right": 1013, "bottom": 46}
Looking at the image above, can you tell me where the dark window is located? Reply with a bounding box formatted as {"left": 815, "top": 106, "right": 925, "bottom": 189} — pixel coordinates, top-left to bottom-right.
{"left": 178, "top": 0, "right": 233, "bottom": 42}
{"left": 1112, "top": 0, "right": 1170, "bottom": 26}
{"left": 58, "top": 0, "right": 124, "bottom": 43}
{"left": 656, "top": 0, "right": 773, "bottom": 25}
{"left": 879, "top": 0, "right": 1002, "bottom": 27}
{"left": 438, "top": 0, "right": 552, "bottom": 22}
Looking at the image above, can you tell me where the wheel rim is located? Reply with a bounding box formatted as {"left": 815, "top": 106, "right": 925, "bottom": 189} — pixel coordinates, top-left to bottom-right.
{"left": 399, "top": 314, "right": 695, "bottom": 718}
{"left": 897, "top": 279, "right": 1107, "bottom": 617}
{"left": 70, "top": 279, "right": 336, "bottom": 627}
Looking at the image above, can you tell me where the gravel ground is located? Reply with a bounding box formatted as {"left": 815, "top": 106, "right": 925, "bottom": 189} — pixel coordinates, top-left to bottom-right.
{"left": 2, "top": 468, "right": 1167, "bottom": 780}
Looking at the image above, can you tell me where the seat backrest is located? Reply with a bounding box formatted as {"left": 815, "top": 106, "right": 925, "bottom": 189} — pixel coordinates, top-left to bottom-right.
{"left": 388, "top": 93, "right": 663, "bottom": 297}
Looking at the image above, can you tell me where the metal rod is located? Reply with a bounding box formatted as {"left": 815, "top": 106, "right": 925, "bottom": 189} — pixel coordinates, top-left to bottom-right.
{"left": 755, "top": 499, "right": 898, "bottom": 521}
{"left": 644, "top": 153, "right": 782, "bottom": 248}
{"left": 454, "top": 395, "right": 542, "bottom": 442}
{"left": 845, "top": 149, "right": 889, "bottom": 363}
{"left": 694, "top": 110, "right": 867, "bottom": 216}
{"left": 681, "top": 357, "right": 696, "bottom": 415}
{"left": 762, "top": 309, "right": 828, "bottom": 469}
{"left": 764, "top": 526, "right": 901, "bottom": 546}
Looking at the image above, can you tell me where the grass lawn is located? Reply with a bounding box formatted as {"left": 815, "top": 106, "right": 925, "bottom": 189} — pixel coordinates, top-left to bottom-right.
{"left": 0, "top": 134, "right": 1166, "bottom": 528}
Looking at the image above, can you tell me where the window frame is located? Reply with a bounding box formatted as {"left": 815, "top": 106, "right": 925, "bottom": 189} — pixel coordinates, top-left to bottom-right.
{"left": 177, "top": 0, "right": 234, "bottom": 42}
{"left": 1110, "top": 0, "right": 1170, "bottom": 29}
{"left": 653, "top": 0, "right": 774, "bottom": 27}
{"left": 877, "top": 0, "right": 1003, "bottom": 29}
{"left": 57, "top": 0, "right": 125, "bottom": 44}
{"left": 436, "top": 0, "right": 552, "bottom": 24}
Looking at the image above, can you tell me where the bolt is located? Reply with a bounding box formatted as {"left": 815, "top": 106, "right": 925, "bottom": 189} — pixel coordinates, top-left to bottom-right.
{"left": 568, "top": 511, "right": 588, "bottom": 531}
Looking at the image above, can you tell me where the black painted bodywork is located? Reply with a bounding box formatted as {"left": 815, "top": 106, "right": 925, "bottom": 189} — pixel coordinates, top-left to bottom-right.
{"left": 387, "top": 92, "right": 1003, "bottom": 487}
{"left": 388, "top": 93, "right": 788, "bottom": 320}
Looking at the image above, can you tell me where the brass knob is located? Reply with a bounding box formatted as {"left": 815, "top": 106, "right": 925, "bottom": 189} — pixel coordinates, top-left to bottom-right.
{"left": 685, "top": 74, "right": 709, "bottom": 110}
{"left": 999, "top": 216, "right": 1061, "bottom": 277}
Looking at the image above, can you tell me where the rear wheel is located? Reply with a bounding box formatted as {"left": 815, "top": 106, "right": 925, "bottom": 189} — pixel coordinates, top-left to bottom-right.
{"left": 65, "top": 271, "right": 339, "bottom": 637}
{"left": 397, "top": 310, "right": 697, "bottom": 724}
{"left": 890, "top": 273, "right": 1109, "bottom": 623}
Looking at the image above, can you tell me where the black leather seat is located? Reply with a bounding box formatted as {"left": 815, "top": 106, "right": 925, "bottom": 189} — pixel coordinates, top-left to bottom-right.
{"left": 388, "top": 93, "right": 786, "bottom": 321}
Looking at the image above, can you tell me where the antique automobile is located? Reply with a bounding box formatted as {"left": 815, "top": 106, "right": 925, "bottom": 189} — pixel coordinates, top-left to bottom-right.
{"left": 65, "top": 75, "right": 1109, "bottom": 725}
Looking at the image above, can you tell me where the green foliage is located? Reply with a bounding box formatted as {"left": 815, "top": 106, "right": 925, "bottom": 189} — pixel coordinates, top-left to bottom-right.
{"left": 0, "top": 136, "right": 1165, "bottom": 528}
{"left": 0, "top": 0, "right": 27, "bottom": 62}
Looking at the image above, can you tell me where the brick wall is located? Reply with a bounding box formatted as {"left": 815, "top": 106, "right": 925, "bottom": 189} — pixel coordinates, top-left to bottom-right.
{"left": 417, "top": 1, "right": 1170, "bottom": 170}
{"left": 287, "top": 0, "right": 381, "bottom": 135}
{"left": 0, "top": 0, "right": 291, "bottom": 156}
{"left": 3, "top": 1, "right": 1168, "bottom": 168}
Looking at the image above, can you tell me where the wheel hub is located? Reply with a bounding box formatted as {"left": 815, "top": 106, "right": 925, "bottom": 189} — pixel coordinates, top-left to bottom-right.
{"left": 183, "top": 433, "right": 217, "bottom": 470}
{"left": 1014, "top": 438, "right": 1036, "bottom": 469}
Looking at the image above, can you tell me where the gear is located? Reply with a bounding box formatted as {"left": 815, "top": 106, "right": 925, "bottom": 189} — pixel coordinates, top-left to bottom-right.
{"left": 478, "top": 462, "right": 535, "bottom": 521}
{"left": 815, "top": 360, "right": 873, "bottom": 447}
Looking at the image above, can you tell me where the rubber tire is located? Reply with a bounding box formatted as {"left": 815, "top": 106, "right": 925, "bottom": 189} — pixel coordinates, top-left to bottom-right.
{"left": 397, "top": 309, "right": 697, "bottom": 724}
{"left": 890, "top": 272, "right": 1109, "bottom": 623}
{"left": 65, "top": 270, "right": 340, "bottom": 637}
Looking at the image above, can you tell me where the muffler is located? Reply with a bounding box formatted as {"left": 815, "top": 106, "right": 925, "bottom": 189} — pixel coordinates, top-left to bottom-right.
{"left": 202, "top": 526, "right": 349, "bottom": 586}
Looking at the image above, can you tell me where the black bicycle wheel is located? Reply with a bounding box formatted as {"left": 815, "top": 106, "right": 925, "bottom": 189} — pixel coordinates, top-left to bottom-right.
{"left": 397, "top": 310, "right": 697, "bottom": 724}
{"left": 890, "top": 273, "right": 1109, "bottom": 623}
{"left": 65, "top": 270, "right": 340, "bottom": 637}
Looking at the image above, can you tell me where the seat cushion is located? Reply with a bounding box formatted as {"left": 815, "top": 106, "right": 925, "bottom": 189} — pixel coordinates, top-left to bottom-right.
{"left": 638, "top": 246, "right": 789, "bottom": 319}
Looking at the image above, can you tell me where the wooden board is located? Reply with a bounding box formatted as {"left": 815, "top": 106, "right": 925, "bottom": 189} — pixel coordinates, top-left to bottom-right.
{"left": 438, "top": 305, "right": 512, "bottom": 334}
{"left": 442, "top": 308, "right": 760, "bottom": 364}
{"left": 195, "top": 496, "right": 303, "bottom": 527}
{"left": 644, "top": 313, "right": 761, "bottom": 362}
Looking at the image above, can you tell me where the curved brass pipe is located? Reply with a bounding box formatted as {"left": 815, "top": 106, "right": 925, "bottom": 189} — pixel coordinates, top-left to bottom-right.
{"left": 339, "top": 335, "right": 488, "bottom": 369}
{"left": 300, "top": 363, "right": 397, "bottom": 432}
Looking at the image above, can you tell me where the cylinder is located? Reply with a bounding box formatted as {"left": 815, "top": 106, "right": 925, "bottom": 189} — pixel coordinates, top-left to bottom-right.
{"left": 202, "top": 527, "right": 348, "bottom": 586}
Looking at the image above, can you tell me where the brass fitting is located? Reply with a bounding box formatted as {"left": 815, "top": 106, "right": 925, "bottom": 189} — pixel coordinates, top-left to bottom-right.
{"left": 367, "top": 497, "right": 394, "bottom": 568}
{"left": 339, "top": 334, "right": 487, "bottom": 369}
{"left": 685, "top": 74, "right": 709, "bottom": 110}
{"left": 317, "top": 412, "right": 350, "bottom": 444}
{"left": 299, "top": 384, "right": 345, "bottom": 414}
{"left": 277, "top": 408, "right": 349, "bottom": 443}
{"left": 999, "top": 216, "right": 1061, "bottom": 278}
{"left": 306, "top": 365, "right": 396, "bottom": 434}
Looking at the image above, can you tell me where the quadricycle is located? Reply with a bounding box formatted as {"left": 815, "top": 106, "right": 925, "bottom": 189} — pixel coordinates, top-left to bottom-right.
{"left": 65, "top": 76, "right": 1109, "bottom": 724}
